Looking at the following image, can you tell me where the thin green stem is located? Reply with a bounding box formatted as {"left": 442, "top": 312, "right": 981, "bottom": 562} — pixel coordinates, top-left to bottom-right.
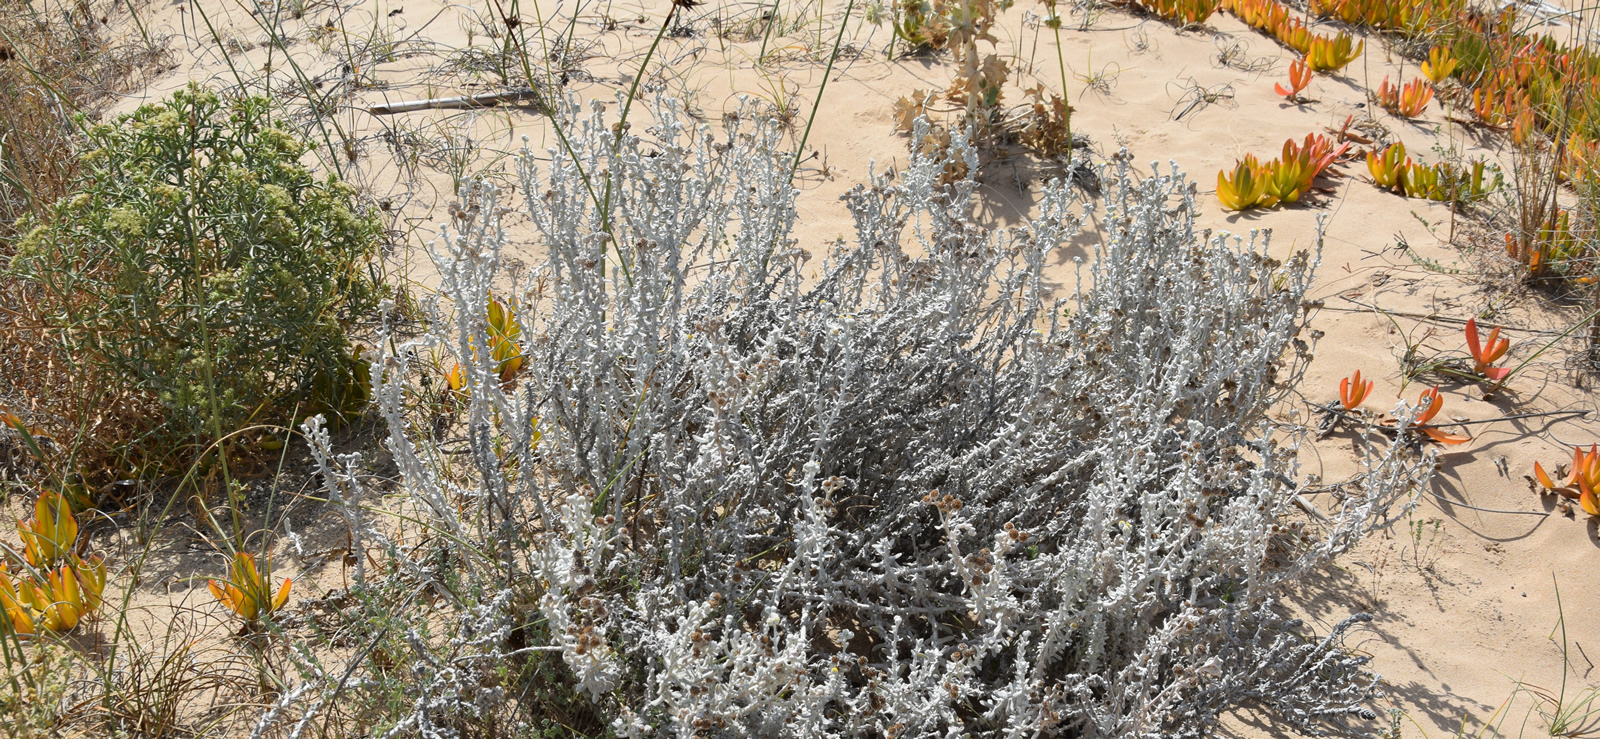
{"left": 792, "top": 0, "right": 858, "bottom": 175}
{"left": 1491, "top": 304, "right": 1600, "bottom": 393}
{"left": 758, "top": 0, "right": 783, "bottom": 60}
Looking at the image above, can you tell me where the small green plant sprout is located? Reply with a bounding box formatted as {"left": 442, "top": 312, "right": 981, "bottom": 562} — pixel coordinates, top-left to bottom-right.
{"left": 1218, "top": 155, "right": 1269, "bottom": 210}
{"left": 1408, "top": 387, "right": 1470, "bottom": 445}
{"left": 1276, "top": 58, "right": 1312, "bottom": 101}
{"left": 1368, "top": 142, "right": 1408, "bottom": 190}
{"left": 1533, "top": 445, "right": 1600, "bottom": 517}
{"left": 208, "top": 552, "right": 291, "bottom": 624}
{"left": 1420, "top": 46, "right": 1457, "bottom": 84}
{"left": 1375, "top": 76, "right": 1433, "bottom": 118}
{"left": 1340, "top": 369, "right": 1374, "bottom": 410}
{"left": 1405, "top": 515, "right": 1444, "bottom": 571}
{"left": 1464, "top": 318, "right": 1511, "bottom": 381}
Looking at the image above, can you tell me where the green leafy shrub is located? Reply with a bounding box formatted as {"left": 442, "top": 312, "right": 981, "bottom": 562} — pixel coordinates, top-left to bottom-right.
{"left": 7, "top": 85, "right": 381, "bottom": 468}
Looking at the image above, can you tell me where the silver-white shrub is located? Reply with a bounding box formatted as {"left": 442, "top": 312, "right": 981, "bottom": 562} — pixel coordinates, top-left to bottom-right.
{"left": 313, "top": 96, "right": 1429, "bottom": 738}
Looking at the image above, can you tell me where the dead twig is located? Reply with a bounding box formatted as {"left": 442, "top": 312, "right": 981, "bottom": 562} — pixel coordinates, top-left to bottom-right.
{"left": 367, "top": 88, "right": 544, "bottom": 115}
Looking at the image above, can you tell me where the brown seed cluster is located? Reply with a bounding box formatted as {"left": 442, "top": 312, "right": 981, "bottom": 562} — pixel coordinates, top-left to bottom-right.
{"left": 949, "top": 642, "right": 977, "bottom": 662}
{"left": 1002, "top": 521, "right": 1030, "bottom": 542}
{"left": 922, "top": 489, "right": 963, "bottom": 513}
{"left": 571, "top": 624, "right": 603, "bottom": 656}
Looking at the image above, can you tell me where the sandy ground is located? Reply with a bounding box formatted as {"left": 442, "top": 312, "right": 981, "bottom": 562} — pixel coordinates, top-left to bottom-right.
{"left": 37, "top": 0, "right": 1600, "bottom": 733}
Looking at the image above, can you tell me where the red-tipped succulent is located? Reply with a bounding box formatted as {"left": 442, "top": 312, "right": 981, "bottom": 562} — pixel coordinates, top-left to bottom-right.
{"left": 1410, "top": 387, "right": 1470, "bottom": 445}
{"left": 1533, "top": 445, "right": 1600, "bottom": 517}
{"left": 1276, "top": 58, "right": 1313, "bottom": 100}
{"left": 1339, "top": 369, "right": 1373, "bottom": 410}
{"left": 1464, "top": 318, "right": 1510, "bottom": 381}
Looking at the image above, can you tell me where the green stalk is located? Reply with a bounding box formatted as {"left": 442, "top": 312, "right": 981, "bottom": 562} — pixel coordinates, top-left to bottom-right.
{"left": 591, "top": 1, "right": 684, "bottom": 285}
{"left": 792, "top": 0, "right": 858, "bottom": 175}
{"left": 1049, "top": 3, "right": 1072, "bottom": 149}
{"left": 515, "top": 0, "right": 605, "bottom": 223}
{"left": 232, "top": 1, "right": 350, "bottom": 177}
{"left": 758, "top": 0, "right": 783, "bottom": 60}
{"left": 1490, "top": 304, "right": 1600, "bottom": 394}
{"left": 610, "top": 2, "right": 682, "bottom": 174}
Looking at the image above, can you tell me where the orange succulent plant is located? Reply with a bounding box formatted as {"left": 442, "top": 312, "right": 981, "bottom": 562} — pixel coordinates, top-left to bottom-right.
{"left": 1339, "top": 370, "right": 1374, "bottom": 410}
{"left": 1420, "top": 46, "right": 1458, "bottom": 84}
{"left": 1310, "top": 0, "right": 1435, "bottom": 28}
{"left": 209, "top": 552, "right": 292, "bottom": 623}
{"left": 1534, "top": 445, "right": 1600, "bottom": 517}
{"left": 1305, "top": 32, "right": 1363, "bottom": 72}
{"left": 1408, "top": 387, "right": 1470, "bottom": 445}
{"left": 1291, "top": 132, "right": 1351, "bottom": 177}
{"left": 1, "top": 487, "right": 107, "bottom": 635}
{"left": 1263, "top": 153, "right": 1311, "bottom": 205}
{"left": 1217, "top": 156, "right": 1269, "bottom": 210}
{"left": 1275, "top": 58, "right": 1312, "bottom": 100}
{"left": 444, "top": 294, "right": 526, "bottom": 398}
{"left": 1277, "top": 21, "right": 1312, "bottom": 54}
{"left": 1464, "top": 318, "right": 1511, "bottom": 381}
{"left": 486, "top": 296, "right": 524, "bottom": 380}
{"left": 1375, "top": 76, "right": 1434, "bottom": 118}
{"left": 0, "top": 556, "right": 105, "bottom": 635}
{"left": 1131, "top": 0, "right": 1220, "bottom": 25}
{"left": 1366, "top": 142, "right": 1408, "bottom": 190}
{"left": 1398, "top": 161, "right": 1444, "bottom": 200}
{"left": 1225, "top": 0, "right": 1290, "bottom": 31}
{"left": 1217, "top": 134, "right": 1352, "bottom": 211}
{"left": 19, "top": 490, "right": 77, "bottom": 568}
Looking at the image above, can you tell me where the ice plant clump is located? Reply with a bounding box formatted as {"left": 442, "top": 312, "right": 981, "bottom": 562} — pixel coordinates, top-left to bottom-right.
{"left": 1218, "top": 155, "right": 1269, "bottom": 209}
{"left": 257, "top": 96, "right": 1433, "bottom": 738}
{"left": 1375, "top": 76, "right": 1434, "bottom": 118}
{"left": 1367, "top": 142, "right": 1408, "bottom": 190}
{"left": 1420, "top": 46, "right": 1457, "bottom": 84}
{"left": 0, "top": 556, "right": 105, "bottom": 635}
{"left": 19, "top": 489, "right": 76, "bottom": 567}
{"left": 1534, "top": 445, "right": 1600, "bottom": 516}
{"left": 1306, "top": 32, "right": 1363, "bottom": 72}
{"left": 208, "top": 552, "right": 291, "bottom": 623}
{"left": 445, "top": 294, "right": 526, "bottom": 395}
{"left": 1, "top": 489, "right": 106, "bottom": 635}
